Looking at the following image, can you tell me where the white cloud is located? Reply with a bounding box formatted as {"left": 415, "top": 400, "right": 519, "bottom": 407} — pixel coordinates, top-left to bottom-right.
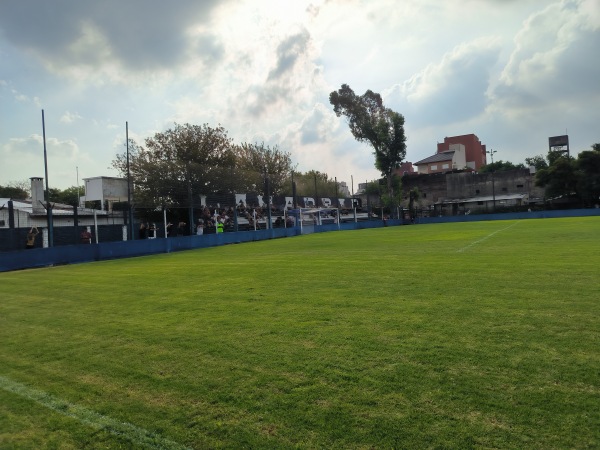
{"left": 60, "top": 111, "right": 83, "bottom": 124}
{"left": 493, "top": 0, "right": 600, "bottom": 114}
{"left": 1, "top": 0, "right": 599, "bottom": 190}
{"left": 385, "top": 37, "right": 502, "bottom": 126}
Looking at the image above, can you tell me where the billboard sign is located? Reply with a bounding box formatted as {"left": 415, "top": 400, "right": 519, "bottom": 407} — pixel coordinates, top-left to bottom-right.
{"left": 549, "top": 135, "right": 569, "bottom": 148}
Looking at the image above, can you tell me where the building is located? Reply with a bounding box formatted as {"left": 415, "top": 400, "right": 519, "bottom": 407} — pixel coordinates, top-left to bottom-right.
{"left": 414, "top": 144, "right": 467, "bottom": 174}
{"left": 81, "top": 176, "right": 129, "bottom": 211}
{"left": 400, "top": 168, "right": 544, "bottom": 215}
{"left": 437, "top": 134, "right": 487, "bottom": 170}
{"left": 0, "top": 177, "right": 124, "bottom": 230}
{"left": 393, "top": 161, "right": 416, "bottom": 177}
{"left": 414, "top": 134, "right": 487, "bottom": 174}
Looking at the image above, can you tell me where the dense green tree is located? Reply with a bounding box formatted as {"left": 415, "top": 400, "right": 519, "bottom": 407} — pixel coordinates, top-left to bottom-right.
{"left": 381, "top": 175, "right": 403, "bottom": 210}
{"left": 329, "top": 84, "right": 406, "bottom": 199}
{"left": 282, "top": 171, "right": 339, "bottom": 198}
{"left": 479, "top": 160, "right": 525, "bottom": 173}
{"left": 535, "top": 144, "right": 600, "bottom": 204}
{"left": 112, "top": 123, "right": 236, "bottom": 207}
{"left": 525, "top": 155, "right": 548, "bottom": 171}
{"left": 0, "top": 181, "right": 29, "bottom": 199}
{"left": 576, "top": 144, "right": 600, "bottom": 206}
{"left": 48, "top": 186, "right": 82, "bottom": 206}
{"left": 233, "top": 142, "right": 293, "bottom": 195}
{"left": 535, "top": 155, "right": 578, "bottom": 199}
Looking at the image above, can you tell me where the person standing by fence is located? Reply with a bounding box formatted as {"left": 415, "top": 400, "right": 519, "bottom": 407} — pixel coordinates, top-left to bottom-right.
{"left": 25, "top": 227, "right": 38, "bottom": 249}
{"left": 80, "top": 227, "right": 92, "bottom": 244}
{"left": 139, "top": 222, "right": 148, "bottom": 239}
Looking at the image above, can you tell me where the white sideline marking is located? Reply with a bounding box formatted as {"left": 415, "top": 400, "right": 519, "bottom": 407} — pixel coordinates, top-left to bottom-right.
{"left": 457, "top": 221, "right": 521, "bottom": 253}
{"left": 0, "top": 375, "right": 190, "bottom": 450}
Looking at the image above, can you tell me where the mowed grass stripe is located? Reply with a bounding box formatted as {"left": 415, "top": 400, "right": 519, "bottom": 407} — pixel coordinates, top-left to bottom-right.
{"left": 0, "top": 375, "right": 190, "bottom": 450}
{"left": 1, "top": 217, "right": 599, "bottom": 449}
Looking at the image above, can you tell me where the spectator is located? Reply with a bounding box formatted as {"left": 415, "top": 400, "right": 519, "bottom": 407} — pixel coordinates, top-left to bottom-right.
{"left": 25, "top": 226, "right": 38, "bottom": 249}
{"left": 216, "top": 217, "right": 224, "bottom": 233}
{"left": 177, "top": 221, "right": 187, "bottom": 236}
{"left": 139, "top": 222, "right": 148, "bottom": 239}
{"left": 80, "top": 227, "right": 92, "bottom": 244}
{"left": 196, "top": 219, "right": 204, "bottom": 235}
{"left": 148, "top": 223, "right": 157, "bottom": 239}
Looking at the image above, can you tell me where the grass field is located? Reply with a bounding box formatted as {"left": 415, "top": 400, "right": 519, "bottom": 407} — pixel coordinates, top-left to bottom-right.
{"left": 1, "top": 217, "right": 599, "bottom": 449}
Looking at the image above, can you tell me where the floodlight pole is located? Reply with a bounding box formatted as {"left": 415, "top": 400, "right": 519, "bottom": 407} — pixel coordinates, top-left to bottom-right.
{"left": 487, "top": 149, "right": 497, "bottom": 212}
{"left": 265, "top": 166, "right": 272, "bottom": 230}
{"left": 314, "top": 174, "right": 318, "bottom": 208}
{"left": 42, "top": 110, "right": 54, "bottom": 247}
{"left": 291, "top": 170, "right": 297, "bottom": 209}
{"left": 126, "top": 122, "right": 134, "bottom": 239}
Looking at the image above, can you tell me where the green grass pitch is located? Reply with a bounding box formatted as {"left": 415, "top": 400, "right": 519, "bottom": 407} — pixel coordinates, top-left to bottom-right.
{"left": 1, "top": 217, "right": 599, "bottom": 449}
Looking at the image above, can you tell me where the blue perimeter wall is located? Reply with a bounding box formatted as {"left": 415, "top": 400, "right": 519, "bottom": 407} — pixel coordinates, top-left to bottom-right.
{"left": 1, "top": 208, "right": 599, "bottom": 272}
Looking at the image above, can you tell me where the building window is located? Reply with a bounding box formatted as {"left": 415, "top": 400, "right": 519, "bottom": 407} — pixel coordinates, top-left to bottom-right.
{"left": 422, "top": 193, "right": 427, "bottom": 198}
{"left": 477, "top": 201, "right": 484, "bottom": 205}
{"left": 442, "top": 163, "right": 449, "bottom": 169}
{"left": 431, "top": 165, "right": 438, "bottom": 170}
{"left": 517, "top": 184, "right": 524, "bottom": 188}
{"left": 0, "top": 220, "right": 5, "bottom": 227}
{"left": 475, "top": 189, "right": 480, "bottom": 194}
{"left": 502, "top": 187, "right": 507, "bottom": 192}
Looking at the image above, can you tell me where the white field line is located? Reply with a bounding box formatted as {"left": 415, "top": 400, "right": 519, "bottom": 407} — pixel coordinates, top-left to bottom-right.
{"left": 457, "top": 221, "right": 521, "bottom": 253}
{"left": 0, "top": 375, "right": 191, "bottom": 450}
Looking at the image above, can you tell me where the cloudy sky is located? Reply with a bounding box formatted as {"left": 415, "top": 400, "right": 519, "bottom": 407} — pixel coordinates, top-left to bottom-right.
{"left": 1, "top": 0, "right": 599, "bottom": 191}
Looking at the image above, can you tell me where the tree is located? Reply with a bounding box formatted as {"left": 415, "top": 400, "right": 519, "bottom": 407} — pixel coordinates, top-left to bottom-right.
{"left": 408, "top": 187, "right": 421, "bottom": 221}
{"left": 0, "top": 181, "right": 29, "bottom": 199}
{"left": 479, "top": 160, "right": 525, "bottom": 173}
{"left": 47, "top": 186, "right": 82, "bottom": 206}
{"left": 282, "top": 171, "right": 339, "bottom": 198}
{"left": 112, "top": 123, "right": 236, "bottom": 208}
{"left": 535, "top": 155, "right": 578, "bottom": 199}
{"left": 233, "top": 142, "right": 293, "bottom": 195}
{"left": 535, "top": 144, "right": 600, "bottom": 206}
{"left": 525, "top": 155, "right": 548, "bottom": 171}
{"left": 329, "top": 84, "right": 406, "bottom": 199}
{"left": 576, "top": 144, "right": 600, "bottom": 206}
{"left": 378, "top": 175, "right": 403, "bottom": 215}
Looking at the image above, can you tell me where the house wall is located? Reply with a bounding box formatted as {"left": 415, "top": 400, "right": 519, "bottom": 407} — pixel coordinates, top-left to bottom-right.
{"left": 401, "top": 172, "right": 448, "bottom": 206}
{"left": 446, "top": 169, "right": 543, "bottom": 199}
{"left": 449, "top": 144, "right": 466, "bottom": 169}
{"left": 402, "top": 169, "right": 545, "bottom": 209}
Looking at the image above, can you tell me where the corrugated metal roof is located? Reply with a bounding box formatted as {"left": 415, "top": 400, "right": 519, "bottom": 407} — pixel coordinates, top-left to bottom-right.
{"left": 435, "top": 193, "right": 527, "bottom": 205}
{"left": 0, "top": 198, "right": 107, "bottom": 216}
